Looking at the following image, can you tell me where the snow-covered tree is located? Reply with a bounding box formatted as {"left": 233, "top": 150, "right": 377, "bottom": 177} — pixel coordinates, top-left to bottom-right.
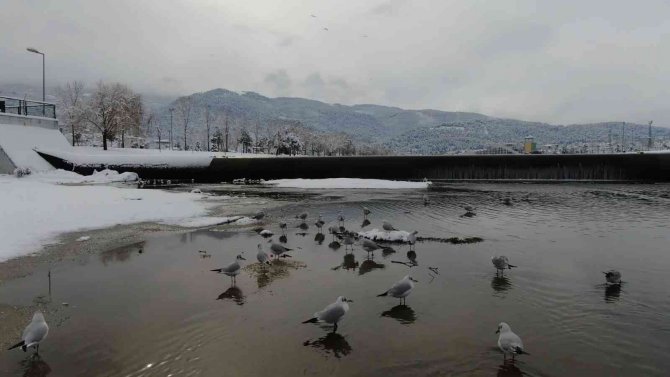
{"left": 56, "top": 81, "right": 86, "bottom": 146}
{"left": 238, "top": 128, "right": 253, "bottom": 153}
{"left": 174, "top": 96, "right": 193, "bottom": 150}
{"left": 83, "top": 82, "right": 140, "bottom": 150}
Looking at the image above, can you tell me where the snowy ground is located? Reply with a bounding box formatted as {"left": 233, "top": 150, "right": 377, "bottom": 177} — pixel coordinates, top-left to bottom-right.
{"left": 0, "top": 170, "right": 233, "bottom": 262}
{"left": 263, "top": 178, "right": 431, "bottom": 189}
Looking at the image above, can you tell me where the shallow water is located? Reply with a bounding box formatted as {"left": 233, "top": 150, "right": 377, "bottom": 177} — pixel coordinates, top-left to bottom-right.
{"left": 1, "top": 183, "right": 670, "bottom": 376}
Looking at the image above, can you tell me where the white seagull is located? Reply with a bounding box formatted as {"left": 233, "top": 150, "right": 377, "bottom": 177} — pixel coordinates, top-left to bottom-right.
{"left": 256, "top": 244, "right": 270, "bottom": 265}
{"left": 407, "top": 230, "right": 418, "bottom": 251}
{"left": 302, "top": 296, "right": 352, "bottom": 332}
{"left": 362, "top": 239, "right": 381, "bottom": 254}
{"left": 270, "top": 242, "right": 292, "bottom": 258}
{"left": 8, "top": 312, "right": 49, "bottom": 354}
{"left": 343, "top": 235, "right": 355, "bottom": 251}
{"left": 211, "top": 254, "right": 246, "bottom": 283}
{"left": 363, "top": 207, "right": 371, "bottom": 218}
{"left": 382, "top": 221, "right": 397, "bottom": 232}
{"left": 603, "top": 270, "right": 622, "bottom": 285}
{"left": 377, "top": 275, "right": 417, "bottom": 305}
{"left": 492, "top": 255, "right": 516, "bottom": 274}
{"left": 496, "top": 322, "right": 528, "bottom": 360}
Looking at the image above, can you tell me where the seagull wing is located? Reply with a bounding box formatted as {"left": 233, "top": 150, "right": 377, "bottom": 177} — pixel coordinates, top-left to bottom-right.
{"left": 316, "top": 301, "right": 346, "bottom": 323}
{"left": 499, "top": 332, "right": 524, "bottom": 354}
{"left": 388, "top": 279, "right": 412, "bottom": 297}
{"left": 23, "top": 321, "right": 48, "bottom": 346}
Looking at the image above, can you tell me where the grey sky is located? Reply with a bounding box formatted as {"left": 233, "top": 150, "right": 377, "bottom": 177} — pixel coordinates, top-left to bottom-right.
{"left": 2, "top": 0, "right": 670, "bottom": 125}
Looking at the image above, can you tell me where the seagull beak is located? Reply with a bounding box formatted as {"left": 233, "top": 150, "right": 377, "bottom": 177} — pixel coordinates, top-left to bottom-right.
{"left": 410, "top": 277, "right": 418, "bottom": 282}
{"left": 346, "top": 299, "right": 354, "bottom": 303}
{"left": 240, "top": 256, "right": 247, "bottom": 260}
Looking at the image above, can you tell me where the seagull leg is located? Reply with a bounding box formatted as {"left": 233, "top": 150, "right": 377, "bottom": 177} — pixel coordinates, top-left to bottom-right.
{"left": 333, "top": 322, "right": 338, "bottom": 333}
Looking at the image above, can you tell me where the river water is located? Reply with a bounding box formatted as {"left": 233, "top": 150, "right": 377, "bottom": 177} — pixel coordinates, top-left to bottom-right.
{"left": 1, "top": 183, "right": 669, "bottom": 376}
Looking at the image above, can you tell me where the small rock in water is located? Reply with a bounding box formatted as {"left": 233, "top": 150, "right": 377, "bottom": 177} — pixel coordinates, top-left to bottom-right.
{"left": 191, "top": 188, "right": 203, "bottom": 194}
{"left": 76, "top": 236, "right": 91, "bottom": 242}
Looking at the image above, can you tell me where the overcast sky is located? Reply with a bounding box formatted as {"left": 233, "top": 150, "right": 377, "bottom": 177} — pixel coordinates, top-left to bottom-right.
{"left": 2, "top": 0, "right": 670, "bottom": 125}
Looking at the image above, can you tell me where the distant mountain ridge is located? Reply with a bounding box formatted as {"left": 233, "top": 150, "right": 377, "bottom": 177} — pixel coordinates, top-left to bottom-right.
{"left": 165, "top": 88, "right": 670, "bottom": 153}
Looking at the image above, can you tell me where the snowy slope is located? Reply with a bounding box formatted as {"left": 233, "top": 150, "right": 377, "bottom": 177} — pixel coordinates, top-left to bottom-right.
{"left": 0, "top": 124, "right": 71, "bottom": 171}
{"left": 263, "top": 178, "right": 431, "bottom": 189}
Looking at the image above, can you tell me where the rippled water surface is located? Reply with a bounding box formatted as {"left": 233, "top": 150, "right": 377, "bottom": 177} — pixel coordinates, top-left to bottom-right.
{"left": 1, "top": 183, "right": 670, "bottom": 376}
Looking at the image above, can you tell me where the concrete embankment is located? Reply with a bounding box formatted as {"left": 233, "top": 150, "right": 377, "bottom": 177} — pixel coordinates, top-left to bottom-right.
{"left": 36, "top": 151, "right": 670, "bottom": 182}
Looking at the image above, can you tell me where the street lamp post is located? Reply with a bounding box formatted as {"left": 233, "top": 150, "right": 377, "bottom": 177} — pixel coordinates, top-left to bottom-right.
{"left": 169, "top": 107, "right": 174, "bottom": 150}
{"left": 26, "top": 47, "right": 45, "bottom": 116}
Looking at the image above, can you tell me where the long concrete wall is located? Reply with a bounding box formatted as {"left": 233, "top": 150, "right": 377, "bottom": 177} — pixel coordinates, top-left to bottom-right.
{"left": 37, "top": 151, "right": 670, "bottom": 182}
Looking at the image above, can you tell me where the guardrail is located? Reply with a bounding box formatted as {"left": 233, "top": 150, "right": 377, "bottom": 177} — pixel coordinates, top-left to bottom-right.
{"left": 0, "top": 95, "right": 56, "bottom": 119}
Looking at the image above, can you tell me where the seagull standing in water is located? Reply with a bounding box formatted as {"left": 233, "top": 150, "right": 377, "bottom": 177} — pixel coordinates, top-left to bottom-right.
{"left": 362, "top": 239, "right": 381, "bottom": 255}
{"left": 377, "top": 275, "right": 417, "bottom": 305}
{"left": 423, "top": 194, "right": 429, "bottom": 206}
{"left": 315, "top": 215, "right": 325, "bottom": 231}
{"left": 7, "top": 312, "right": 49, "bottom": 354}
{"left": 363, "top": 207, "right": 371, "bottom": 219}
{"left": 496, "top": 322, "right": 528, "bottom": 361}
{"left": 211, "top": 254, "right": 246, "bottom": 283}
{"left": 603, "top": 270, "right": 622, "bottom": 285}
{"left": 256, "top": 244, "right": 270, "bottom": 266}
{"left": 279, "top": 221, "right": 287, "bottom": 235}
{"left": 407, "top": 230, "right": 418, "bottom": 251}
{"left": 270, "top": 242, "right": 292, "bottom": 258}
{"left": 252, "top": 211, "right": 265, "bottom": 220}
{"left": 302, "top": 296, "right": 352, "bottom": 333}
{"left": 492, "top": 256, "right": 516, "bottom": 275}
{"left": 337, "top": 212, "right": 345, "bottom": 227}
{"left": 299, "top": 212, "right": 308, "bottom": 221}
{"left": 382, "top": 221, "right": 397, "bottom": 232}
{"left": 343, "top": 234, "right": 355, "bottom": 252}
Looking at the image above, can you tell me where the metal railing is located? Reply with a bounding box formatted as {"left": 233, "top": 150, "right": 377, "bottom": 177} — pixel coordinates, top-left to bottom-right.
{"left": 0, "top": 95, "right": 56, "bottom": 119}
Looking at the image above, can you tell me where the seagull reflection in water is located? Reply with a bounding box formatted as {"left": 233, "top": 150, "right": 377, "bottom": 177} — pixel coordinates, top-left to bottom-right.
{"left": 604, "top": 283, "right": 622, "bottom": 303}
{"left": 314, "top": 232, "right": 325, "bottom": 245}
{"left": 359, "top": 257, "right": 385, "bottom": 275}
{"left": 20, "top": 354, "right": 51, "bottom": 377}
{"left": 491, "top": 275, "right": 513, "bottom": 293}
{"left": 216, "top": 285, "right": 245, "bottom": 305}
{"left": 497, "top": 361, "right": 523, "bottom": 377}
{"left": 303, "top": 332, "right": 352, "bottom": 359}
{"left": 381, "top": 304, "right": 417, "bottom": 324}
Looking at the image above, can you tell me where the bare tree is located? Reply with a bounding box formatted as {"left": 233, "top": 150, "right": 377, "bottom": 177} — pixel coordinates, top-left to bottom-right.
{"left": 83, "top": 82, "right": 138, "bottom": 150}
{"left": 56, "top": 81, "right": 85, "bottom": 146}
{"left": 174, "top": 96, "right": 193, "bottom": 150}
{"left": 204, "top": 105, "right": 212, "bottom": 151}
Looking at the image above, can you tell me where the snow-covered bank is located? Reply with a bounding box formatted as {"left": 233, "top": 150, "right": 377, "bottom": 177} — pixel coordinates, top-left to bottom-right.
{"left": 263, "top": 178, "right": 431, "bottom": 189}
{"left": 27, "top": 169, "right": 139, "bottom": 184}
{"left": 0, "top": 172, "right": 219, "bottom": 262}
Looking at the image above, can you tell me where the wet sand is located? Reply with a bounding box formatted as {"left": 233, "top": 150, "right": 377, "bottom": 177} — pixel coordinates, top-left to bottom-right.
{"left": 2, "top": 183, "right": 670, "bottom": 376}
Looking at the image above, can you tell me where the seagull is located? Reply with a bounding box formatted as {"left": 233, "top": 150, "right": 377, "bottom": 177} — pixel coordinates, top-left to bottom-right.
{"left": 315, "top": 215, "right": 325, "bottom": 231}
{"left": 299, "top": 212, "right": 308, "bottom": 220}
{"left": 7, "top": 312, "right": 49, "bottom": 354}
{"left": 362, "top": 239, "right": 381, "bottom": 255}
{"left": 211, "top": 254, "right": 246, "bottom": 283}
{"left": 492, "top": 256, "right": 516, "bottom": 275}
{"left": 363, "top": 207, "right": 371, "bottom": 219}
{"left": 382, "top": 221, "right": 397, "bottom": 232}
{"left": 337, "top": 212, "right": 345, "bottom": 227}
{"left": 343, "top": 235, "right": 355, "bottom": 251}
{"left": 603, "top": 270, "right": 622, "bottom": 285}
{"left": 407, "top": 230, "right": 418, "bottom": 251}
{"left": 302, "top": 296, "right": 352, "bottom": 333}
{"left": 423, "top": 194, "right": 429, "bottom": 206}
{"left": 310, "top": 14, "right": 317, "bottom": 18}
{"left": 323, "top": 27, "right": 329, "bottom": 31}
{"left": 279, "top": 221, "right": 287, "bottom": 235}
{"left": 252, "top": 211, "right": 265, "bottom": 220}
{"left": 463, "top": 205, "right": 475, "bottom": 213}
{"left": 270, "top": 242, "right": 292, "bottom": 258}
{"left": 378, "top": 275, "right": 417, "bottom": 306}
{"left": 496, "top": 322, "right": 528, "bottom": 360}
{"left": 256, "top": 244, "right": 270, "bottom": 265}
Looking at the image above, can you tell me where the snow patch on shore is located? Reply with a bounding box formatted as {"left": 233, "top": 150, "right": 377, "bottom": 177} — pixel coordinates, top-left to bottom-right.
{"left": 0, "top": 173, "right": 214, "bottom": 262}
{"left": 264, "top": 178, "right": 431, "bottom": 189}
{"left": 358, "top": 229, "right": 411, "bottom": 242}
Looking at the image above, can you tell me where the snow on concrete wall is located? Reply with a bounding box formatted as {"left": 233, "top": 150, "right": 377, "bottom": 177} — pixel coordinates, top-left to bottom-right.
{"left": 0, "top": 121, "right": 70, "bottom": 173}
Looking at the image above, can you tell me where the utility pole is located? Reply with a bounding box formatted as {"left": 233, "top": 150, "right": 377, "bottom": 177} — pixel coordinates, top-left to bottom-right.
{"left": 169, "top": 107, "right": 174, "bottom": 150}
{"left": 156, "top": 127, "right": 162, "bottom": 151}
{"left": 205, "top": 105, "right": 211, "bottom": 151}
{"left": 648, "top": 120, "right": 653, "bottom": 150}
{"left": 224, "top": 115, "right": 229, "bottom": 152}
{"left": 608, "top": 126, "right": 612, "bottom": 153}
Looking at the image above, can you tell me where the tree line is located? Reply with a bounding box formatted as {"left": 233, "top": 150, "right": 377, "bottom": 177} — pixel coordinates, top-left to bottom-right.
{"left": 57, "top": 82, "right": 390, "bottom": 155}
